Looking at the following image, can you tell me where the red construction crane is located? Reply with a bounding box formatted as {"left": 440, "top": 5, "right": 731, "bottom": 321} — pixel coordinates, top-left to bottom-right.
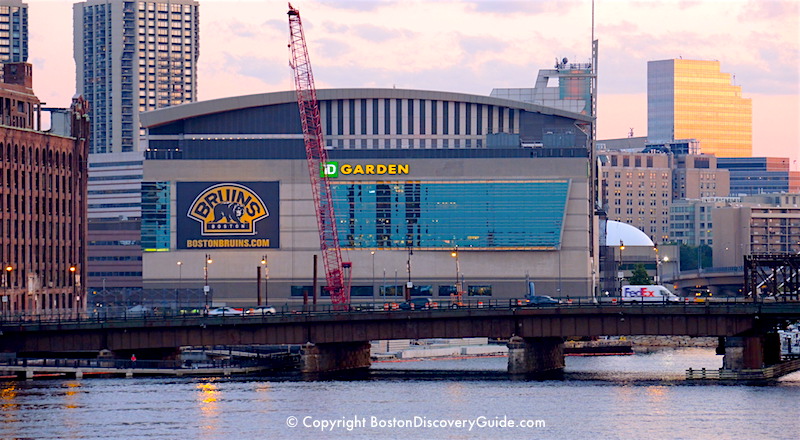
{"left": 288, "top": 3, "right": 351, "bottom": 305}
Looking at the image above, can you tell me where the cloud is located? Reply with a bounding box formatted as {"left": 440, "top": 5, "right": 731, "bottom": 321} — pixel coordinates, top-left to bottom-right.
{"left": 465, "top": 0, "right": 580, "bottom": 15}
{"left": 740, "top": 0, "right": 799, "bottom": 21}
{"left": 316, "top": 0, "right": 398, "bottom": 12}
{"left": 459, "top": 35, "right": 508, "bottom": 54}
{"left": 352, "top": 24, "right": 415, "bottom": 43}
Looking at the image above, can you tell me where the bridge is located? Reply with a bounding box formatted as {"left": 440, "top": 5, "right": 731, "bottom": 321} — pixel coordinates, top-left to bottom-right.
{"left": 2, "top": 300, "right": 799, "bottom": 377}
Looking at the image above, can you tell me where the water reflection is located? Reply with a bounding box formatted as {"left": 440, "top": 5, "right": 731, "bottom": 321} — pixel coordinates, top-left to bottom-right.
{"left": 0, "top": 384, "right": 17, "bottom": 425}
{"left": 0, "top": 349, "right": 797, "bottom": 440}
{"left": 196, "top": 379, "right": 220, "bottom": 439}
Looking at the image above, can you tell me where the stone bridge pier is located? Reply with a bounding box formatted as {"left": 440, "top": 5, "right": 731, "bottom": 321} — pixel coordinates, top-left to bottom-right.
{"left": 300, "top": 341, "right": 372, "bottom": 373}
{"left": 506, "top": 336, "right": 565, "bottom": 375}
{"left": 722, "top": 334, "right": 781, "bottom": 370}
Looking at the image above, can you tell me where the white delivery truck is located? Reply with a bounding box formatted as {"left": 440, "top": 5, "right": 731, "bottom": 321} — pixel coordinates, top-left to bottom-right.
{"left": 621, "top": 285, "right": 681, "bottom": 302}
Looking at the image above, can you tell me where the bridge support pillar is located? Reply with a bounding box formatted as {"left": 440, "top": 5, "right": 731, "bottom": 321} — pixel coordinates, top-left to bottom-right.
{"left": 723, "top": 334, "right": 781, "bottom": 370}
{"left": 300, "top": 341, "right": 371, "bottom": 373}
{"left": 16, "top": 370, "right": 33, "bottom": 380}
{"left": 507, "top": 336, "right": 565, "bottom": 375}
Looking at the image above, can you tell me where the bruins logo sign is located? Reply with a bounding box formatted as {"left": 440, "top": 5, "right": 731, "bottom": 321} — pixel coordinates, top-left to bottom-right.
{"left": 188, "top": 183, "right": 269, "bottom": 235}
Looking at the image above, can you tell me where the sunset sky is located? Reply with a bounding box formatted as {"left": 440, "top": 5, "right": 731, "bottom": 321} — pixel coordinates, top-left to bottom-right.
{"left": 26, "top": 0, "right": 799, "bottom": 167}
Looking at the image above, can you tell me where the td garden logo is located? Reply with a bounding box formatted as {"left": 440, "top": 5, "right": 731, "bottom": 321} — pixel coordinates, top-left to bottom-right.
{"left": 188, "top": 183, "right": 269, "bottom": 235}
{"left": 321, "top": 161, "right": 410, "bottom": 178}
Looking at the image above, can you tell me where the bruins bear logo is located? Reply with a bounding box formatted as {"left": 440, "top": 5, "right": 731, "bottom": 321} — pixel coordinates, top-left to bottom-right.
{"left": 188, "top": 183, "right": 269, "bottom": 235}
{"left": 212, "top": 203, "right": 245, "bottom": 224}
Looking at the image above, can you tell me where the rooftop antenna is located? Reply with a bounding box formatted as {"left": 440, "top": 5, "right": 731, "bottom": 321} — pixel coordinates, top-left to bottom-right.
{"left": 629, "top": 128, "right": 634, "bottom": 138}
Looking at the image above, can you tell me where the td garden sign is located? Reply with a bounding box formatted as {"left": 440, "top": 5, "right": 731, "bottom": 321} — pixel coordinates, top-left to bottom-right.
{"left": 321, "top": 162, "right": 410, "bottom": 178}
{"left": 177, "top": 182, "right": 280, "bottom": 249}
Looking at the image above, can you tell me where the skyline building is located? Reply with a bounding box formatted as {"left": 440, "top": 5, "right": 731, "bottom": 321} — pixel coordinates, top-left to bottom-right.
{"left": 73, "top": 0, "right": 199, "bottom": 291}
{"left": 73, "top": 0, "right": 199, "bottom": 155}
{"left": 137, "top": 88, "right": 595, "bottom": 304}
{"left": 0, "top": 62, "right": 90, "bottom": 315}
{"left": 491, "top": 57, "right": 593, "bottom": 117}
{"left": 0, "top": 0, "right": 26, "bottom": 64}
{"left": 647, "top": 59, "right": 752, "bottom": 158}
{"left": 717, "top": 157, "right": 800, "bottom": 196}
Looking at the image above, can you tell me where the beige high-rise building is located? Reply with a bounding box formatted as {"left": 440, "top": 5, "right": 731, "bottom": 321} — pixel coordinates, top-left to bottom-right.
{"left": 672, "top": 154, "right": 730, "bottom": 200}
{"left": 600, "top": 150, "right": 672, "bottom": 242}
{"left": 648, "top": 59, "right": 752, "bottom": 157}
{"left": 601, "top": 148, "right": 730, "bottom": 243}
{"left": 713, "top": 194, "right": 800, "bottom": 267}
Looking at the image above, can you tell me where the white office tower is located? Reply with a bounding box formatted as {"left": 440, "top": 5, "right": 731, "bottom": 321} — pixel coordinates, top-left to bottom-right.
{"left": 74, "top": 0, "right": 199, "bottom": 155}
{"left": 0, "top": 0, "right": 27, "bottom": 63}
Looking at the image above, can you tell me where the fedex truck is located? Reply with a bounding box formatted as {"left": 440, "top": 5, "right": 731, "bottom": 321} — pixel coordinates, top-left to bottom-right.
{"left": 621, "top": 285, "right": 681, "bottom": 302}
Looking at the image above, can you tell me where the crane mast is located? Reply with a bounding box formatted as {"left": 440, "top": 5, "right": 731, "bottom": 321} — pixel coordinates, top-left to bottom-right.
{"left": 287, "top": 3, "right": 350, "bottom": 305}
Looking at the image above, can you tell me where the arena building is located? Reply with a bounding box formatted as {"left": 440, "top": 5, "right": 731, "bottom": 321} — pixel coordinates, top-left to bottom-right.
{"left": 139, "top": 89, "right": 597, "bottom": 306}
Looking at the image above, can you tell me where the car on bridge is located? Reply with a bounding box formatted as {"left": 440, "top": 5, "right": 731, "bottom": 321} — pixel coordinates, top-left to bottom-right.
{"left": 245, "top": 306, "right": 277, "bottom": 315}
{"left": 399, "top": 298, "right": 439, "bottom": 310}
{"left": 207, "top": 307, "right": 244, "bottom": 316}
{"left": 523, "top": 295, "right": 562, "bottom": 306}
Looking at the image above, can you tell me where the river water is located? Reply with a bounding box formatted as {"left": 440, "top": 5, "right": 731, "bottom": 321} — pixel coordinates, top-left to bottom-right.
{"left": 0, "top": 348, "right": 798, "bottom": 440}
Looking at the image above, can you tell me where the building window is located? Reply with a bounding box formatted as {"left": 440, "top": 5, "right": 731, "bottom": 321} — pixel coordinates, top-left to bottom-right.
{"left": 468, "top": 285, "right": 492, "bottom": 296}
{"left": 331, "top": 180, "right": 569, "bottom": 249}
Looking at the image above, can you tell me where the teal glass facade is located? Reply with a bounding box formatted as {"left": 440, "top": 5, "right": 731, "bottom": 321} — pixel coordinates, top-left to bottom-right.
{"left": 141, "top": 182, "right": 170, "bottom": 251}
{"left": 331, "top": 180, "right": 569, "bottom": 249}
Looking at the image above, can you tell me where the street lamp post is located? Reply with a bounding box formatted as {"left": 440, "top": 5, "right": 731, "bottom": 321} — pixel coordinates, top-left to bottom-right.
{"left": 370, "top": 251, "right": 375, "bottom": 297}
{"left": 176, "top": 261, "right": 182, "bottom": 310}
{"left": 69, "top": 265, "right": 77, "bottom": 316}
{"left": 654, "top": 244, "right": 659, "bottom": 284}
{"left": 451, "top": 245, "right": 462, "bottom": 304}
{"left": 405, "top": 243, "right": 413, "bottom": 301}
{"left": 3, "top": 265, "right": 12, "bottom": 316}
{"left": 204, "top": 254, "right": 212, "bottom": 309}
{"left": 618, "top": 241, "right": 625, "bottom": 295}
{"left": 258, "top": 255, "right": 268, "bottom": 306}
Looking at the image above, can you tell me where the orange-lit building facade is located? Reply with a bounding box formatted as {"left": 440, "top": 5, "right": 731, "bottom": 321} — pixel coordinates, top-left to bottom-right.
{"left": 0, "top": 62, "right": 90, "bottom": 315}
{"left": 648, "top": 59, "right": 752, "bottom": 158}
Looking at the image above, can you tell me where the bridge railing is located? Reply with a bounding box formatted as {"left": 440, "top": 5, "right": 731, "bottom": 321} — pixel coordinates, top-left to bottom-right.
{"left": 0, "top": 357, "right": 270, "bottom": 370}
{"left": 0, "top": 296, "right": 795, "bottom": 326}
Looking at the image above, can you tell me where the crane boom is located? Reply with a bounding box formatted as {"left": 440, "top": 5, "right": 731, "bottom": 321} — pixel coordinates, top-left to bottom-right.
{"left": 287, "top": 3, "right": 350, "bottom": 305}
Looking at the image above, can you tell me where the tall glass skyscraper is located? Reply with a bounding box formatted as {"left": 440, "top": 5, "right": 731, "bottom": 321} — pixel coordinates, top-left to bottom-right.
{"left": 648, "top": 59, "right": 752, "bottom": 157}
{"left": 74, "top": 0, "right": 199, "bottom": 154}
{"left": 0, "top": 0, "right": 27, "bottom": 63}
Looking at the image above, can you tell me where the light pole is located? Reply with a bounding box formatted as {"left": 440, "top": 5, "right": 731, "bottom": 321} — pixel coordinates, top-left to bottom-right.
{"left": 451, "top": 245, "right": 462, "bottom": 304}
{"left": 204, "top": 254, "right": 212, "bottom": 309}
{"left": 618, "top": 241, "right": 625, "bottom": 295}
{"left": 69, "top": 265, "right": 77, "bottom": 315}
{"left": 259, "top": 255, "right": 268, "bottom": 306}
{"left": 176, "top": 261, "right": 182, "bottom": 310}
{"left": 3, "top": 265, "right": 12, "bottom": 316}
{"left": 405, "top": 243, "right": 413, "bottom": 300}
{"left": 370, "top": 251, "right": 375, "bottom": 297}
{"left": 654, "top": 244, "right": 659, "bottom": 284}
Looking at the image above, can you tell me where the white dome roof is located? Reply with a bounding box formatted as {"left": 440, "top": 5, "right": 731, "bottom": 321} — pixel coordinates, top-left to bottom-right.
{"left": 605, "top": 220, "right": 654, "bottom": 247}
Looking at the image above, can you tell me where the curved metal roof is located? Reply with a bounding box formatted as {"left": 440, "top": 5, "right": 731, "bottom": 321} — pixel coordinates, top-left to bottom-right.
{"left": 605, "top": 220, "right": 655, "bottom": 247}
{"left": 139, "top": 88, "right": 593, "bottom": 129}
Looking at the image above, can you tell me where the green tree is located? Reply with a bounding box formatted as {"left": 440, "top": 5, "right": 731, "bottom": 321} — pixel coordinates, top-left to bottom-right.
{"left": 679, "top": 244, "right": 712, "bottom": 271}
{"left": 628, "top": 263, "right": 654, "bottom": 285}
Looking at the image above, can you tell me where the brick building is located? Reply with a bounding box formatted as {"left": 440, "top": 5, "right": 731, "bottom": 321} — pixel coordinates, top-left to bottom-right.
{"left": 0, "top": 62, "right": 90, "bottom": 315}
